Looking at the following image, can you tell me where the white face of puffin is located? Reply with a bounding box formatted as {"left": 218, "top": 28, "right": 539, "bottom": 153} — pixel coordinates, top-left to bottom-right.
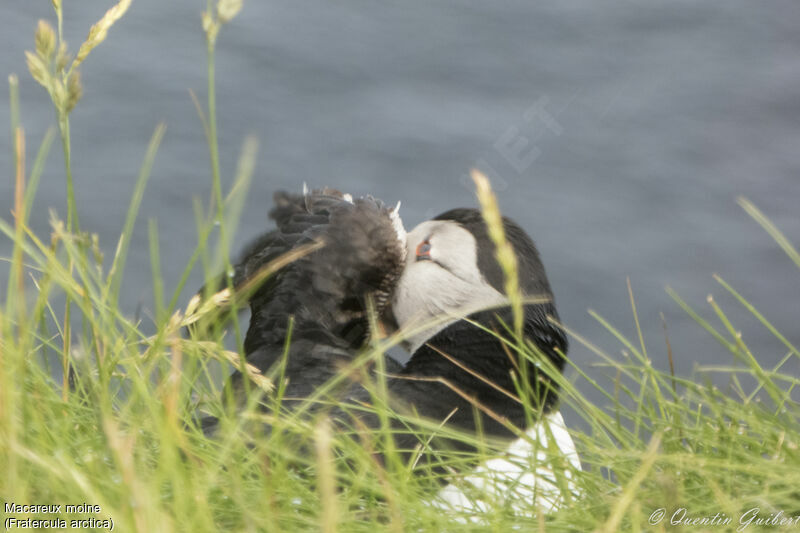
{"left": 391, "top": 219, "right": 508, "bottom": 353}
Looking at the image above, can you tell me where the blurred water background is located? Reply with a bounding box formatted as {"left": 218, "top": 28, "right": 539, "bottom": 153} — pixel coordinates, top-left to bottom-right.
{"left": 2, "top": 1, "right": 799, "bottom": 418}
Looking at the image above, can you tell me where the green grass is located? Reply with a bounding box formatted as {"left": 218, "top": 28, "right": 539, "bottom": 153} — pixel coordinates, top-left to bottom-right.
{"left": 3, "top": 2, "right": 800, "bottom": 531}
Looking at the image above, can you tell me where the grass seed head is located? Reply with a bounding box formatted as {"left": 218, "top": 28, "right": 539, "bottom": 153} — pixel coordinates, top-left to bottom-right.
{"left": 35, "top": 19, "right": 56, "bottom": 61}
{"left": 217, "top": 0, "right": 243, "bottom": 24}
{"left": 25, "top": 50, "right": 50, "bottom": 89}
{"left": 66, "top": 70, "right": 83, "bottom": 112}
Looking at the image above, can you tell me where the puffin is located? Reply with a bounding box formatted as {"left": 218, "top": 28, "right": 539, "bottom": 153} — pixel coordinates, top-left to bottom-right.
{"left": 376, "top": 208, "right": 580, "bottom": 514}
{"left": 199, "top": 187, "right": 579, "bottom": 514}
{"left": 199, "top": 187, "right": 406, "bottom": 430}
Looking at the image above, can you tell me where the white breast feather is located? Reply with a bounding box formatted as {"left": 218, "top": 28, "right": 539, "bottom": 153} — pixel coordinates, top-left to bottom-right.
{"left": 432, "top": 411, "right": 581, "bottom": 520}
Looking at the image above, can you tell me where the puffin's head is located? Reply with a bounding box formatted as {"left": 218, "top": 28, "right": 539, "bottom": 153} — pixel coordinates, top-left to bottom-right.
{"left": 391, "top": 208, "right": 557, "bottom": 352}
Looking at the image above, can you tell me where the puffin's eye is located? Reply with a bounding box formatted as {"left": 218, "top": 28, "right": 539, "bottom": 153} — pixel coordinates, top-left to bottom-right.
{"left": 415, "top": 240, "right": 432, "bottom": 261}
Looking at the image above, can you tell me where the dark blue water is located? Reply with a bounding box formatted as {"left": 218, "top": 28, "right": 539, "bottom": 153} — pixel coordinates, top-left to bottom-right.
{"left": 2, "top": 2, "right": 799, "bottom": 416}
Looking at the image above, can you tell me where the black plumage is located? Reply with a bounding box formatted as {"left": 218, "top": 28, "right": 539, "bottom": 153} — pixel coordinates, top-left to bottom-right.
{"left": 201, "top": 188, "right": 405, "bottom": 429}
